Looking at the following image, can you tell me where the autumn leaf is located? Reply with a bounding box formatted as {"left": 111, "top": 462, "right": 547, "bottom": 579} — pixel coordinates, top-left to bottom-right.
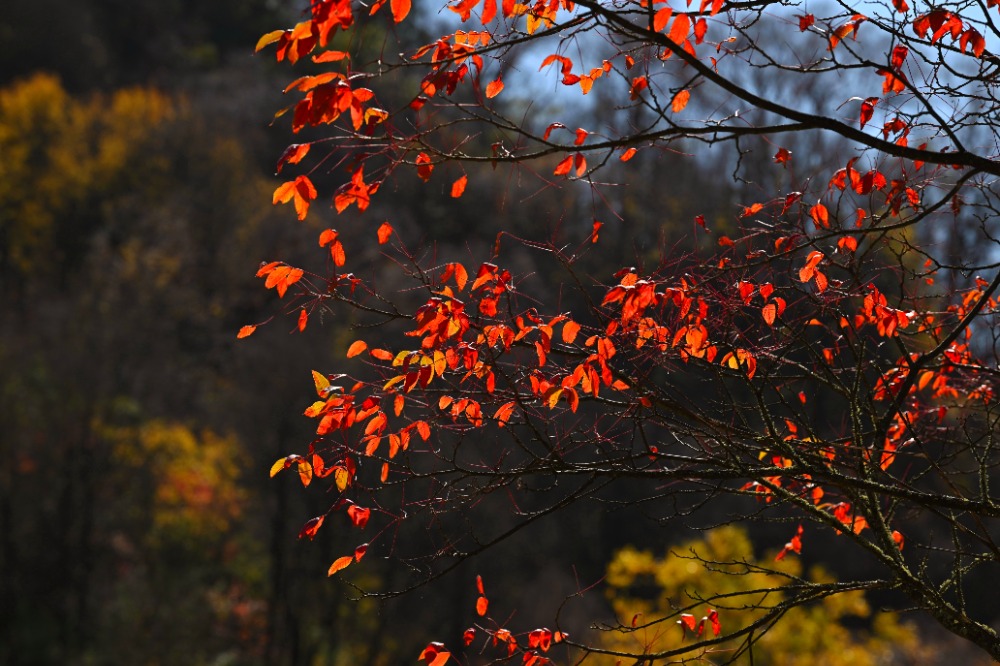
{"left": 273, "top": 175, "right": 318, "bottom": 220}
{"left": 390, "top": 0, "right": 411, "bottom": 22}
{"left": 653, "top": 7, "right": 673, "bottom": 32}
{"left": 347, "top": 340, "right": 368, "bottom": 357}
{"left": 553, "top": 155, "right": 574, "bottom": 176}
{"left": 276, "top": 143, "right": 311, "bottom": 173}
{"left": 298, "top": 516, "right": 325, "bottom": 540}
{"left": 269, "top": 456, "right": 289, "bottom": 478}
{"left": 671, "top": 89, "right": 691, "bottom": 113}
{"left": 485, "top": 77, "right": 504, "bottom": 98}
{"left": 451, "top": 175, "right": 468, "bottom": 198}
{"left": 562, "top": 320, "right": 581, "bottom": 344}
{"left": 347, "top": 505, "right": 371, "bottom": 528}
{"left": 237, "top": 325, "right": 257, "bottom": 339}
{"left": 377, "top": 221, "right": 393, "bottom": 244}
{"left": 762, "top": 303, "right": 777, "bottom": 326}
{"left": 476, "top": 595, "right": 489, "bottom": 616}
{"left": 328, "top": 556, "right": 353, "bottom": 576}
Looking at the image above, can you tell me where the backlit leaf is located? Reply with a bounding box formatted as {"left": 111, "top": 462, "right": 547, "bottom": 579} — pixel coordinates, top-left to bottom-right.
{"left": 237, "top": 325, "right": 257, "bottom": 339}
{"left": 451, "top": 175, "right": 468, "bottom": 198}
{"left": 328, "top": 556, "right": 353, "bottom": 575}
{"left": 672, "top": 89, "right": 691, "bottom": 113}
{"left": 486, "top": 77, "right": 504, "bottom": 98}
{"left": 347, "top": 340, "right": 368, "bottom": 358}
{"left": 377, "top": 221, "right": 393, "bottom": 244}
{"left": 390, "top": 0, "right": 411, "bottom": 22}
{"left": 298, "top": 516, "right": 325, "bottom": 540}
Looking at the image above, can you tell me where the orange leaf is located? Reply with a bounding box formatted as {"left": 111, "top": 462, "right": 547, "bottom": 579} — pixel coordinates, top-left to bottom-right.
{"left": 390, "top": 0, "right": 411, "bottom": 22}
{"left": 671, "top": 89, "right": 691, "bottom": 113}
{"left": 297, "top": 459, "right": 313, "bottom": 486}
{"left": 810, "top": 202, "right": 830, "bottom": 228}
{"left": 347, "top": 340, "right": 368, "bottom": 358}
{"left": 485, "top": 77, "right": 504, "bottom": 98}
{"left": 494, "top": 401, "right": 516, "bottom": 426}
{"left": 562, "top": 320, "right": 581, "bottom": 344}
{"left": 762, "top": 303, "right": 777, "bottom": 326}
{"left": 297, "top": 309, "right": 308, "bottom": 332}
{"left": 620, "top": 147, "right": 637, "bottom": 161}
{"left": 237, "top": 325, "right": 257, "bottom": 339}
{"left": 328, "top": 556, "right": 353, "bottom": 575}
{"left": 476, "top": 595, "right": 489, "bottom": 616}
{"left": 451, "top": 175, "right": 468, "bottom": 198}
{"left": 377, "top": 221, "right": 393, "bottom": 244}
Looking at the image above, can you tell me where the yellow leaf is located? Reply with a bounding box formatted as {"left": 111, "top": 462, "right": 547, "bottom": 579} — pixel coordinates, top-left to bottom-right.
{"left": 335, "top": 467, "right": 350, "bottom": 492}
{"left": 312, "top": 370, "right": 330, "bottom": 396}
{"left": 269, "top": 457, "right": 287, "bottom": 477}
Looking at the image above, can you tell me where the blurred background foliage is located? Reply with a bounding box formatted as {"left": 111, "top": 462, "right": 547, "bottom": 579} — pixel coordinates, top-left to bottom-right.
{"left": 0, "top": 2, "right": 984, "bottom": 665}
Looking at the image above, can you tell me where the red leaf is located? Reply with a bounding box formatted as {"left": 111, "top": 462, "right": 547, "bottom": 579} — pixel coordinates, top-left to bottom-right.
{"left": 653, "top": 7, "right": 673, "bottom": 32}
{"left": 298, "top": 516, "right": 325, "bottom": 540}
{"left": 419, "top": 643, "right": 451, "bottom": 666}
{"left": 237, "top": 325, "right": 257, "bottom": 339}
{"left": 347, "top": 505, "right": 371, "bottom": 528}
{"left": 390, "top": 0, "right": 411, "bottom": 22}
{"left": 377, "top": 221, "right": 393, "bottom": 244}
{"left": 678, "top": 613, "right": 697, "bottom": 632}
{"left": 799, "top": 14, "right": 815, "bottom": 30}
{"left": 553, "top": 155, "right": 574, "bottom": 176}
{"left": 354, "top": 543, "right": 369, "bottom": 561}
{"left": 860, "top": 96, "right": 878, "bottom": 128}
{"left": 416, "top": 152, "right": 434, "bottom": 181}
{"left": 476, "top": 595, "right": 489, "bottom": 616}
{"left": 668, "top": 13, "right": 691, "bottom": 43}
{"left": 347, "top": 340, "right": 368, "bottom": 357}
{"left": 620, "top": 147, "right": 637, "bottom": 161}
{"left": 708, "top": 609, "right": 721, "bottom": 636}
{"left": 451, "top": 175, "right": 468, "bottom": 198}
{"left": 629, "top": 76, "right": 648, "bottom": 100}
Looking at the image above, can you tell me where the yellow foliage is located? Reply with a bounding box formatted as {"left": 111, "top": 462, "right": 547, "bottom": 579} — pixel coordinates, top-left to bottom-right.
{"left": 110, "top": 420, "right": 245, "bottom": 546}
{"left": 0, "top": 74, "right": 177, "bottom": 276}
{"left": 598, "top": 526, "right": 931, "bottom": 665}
